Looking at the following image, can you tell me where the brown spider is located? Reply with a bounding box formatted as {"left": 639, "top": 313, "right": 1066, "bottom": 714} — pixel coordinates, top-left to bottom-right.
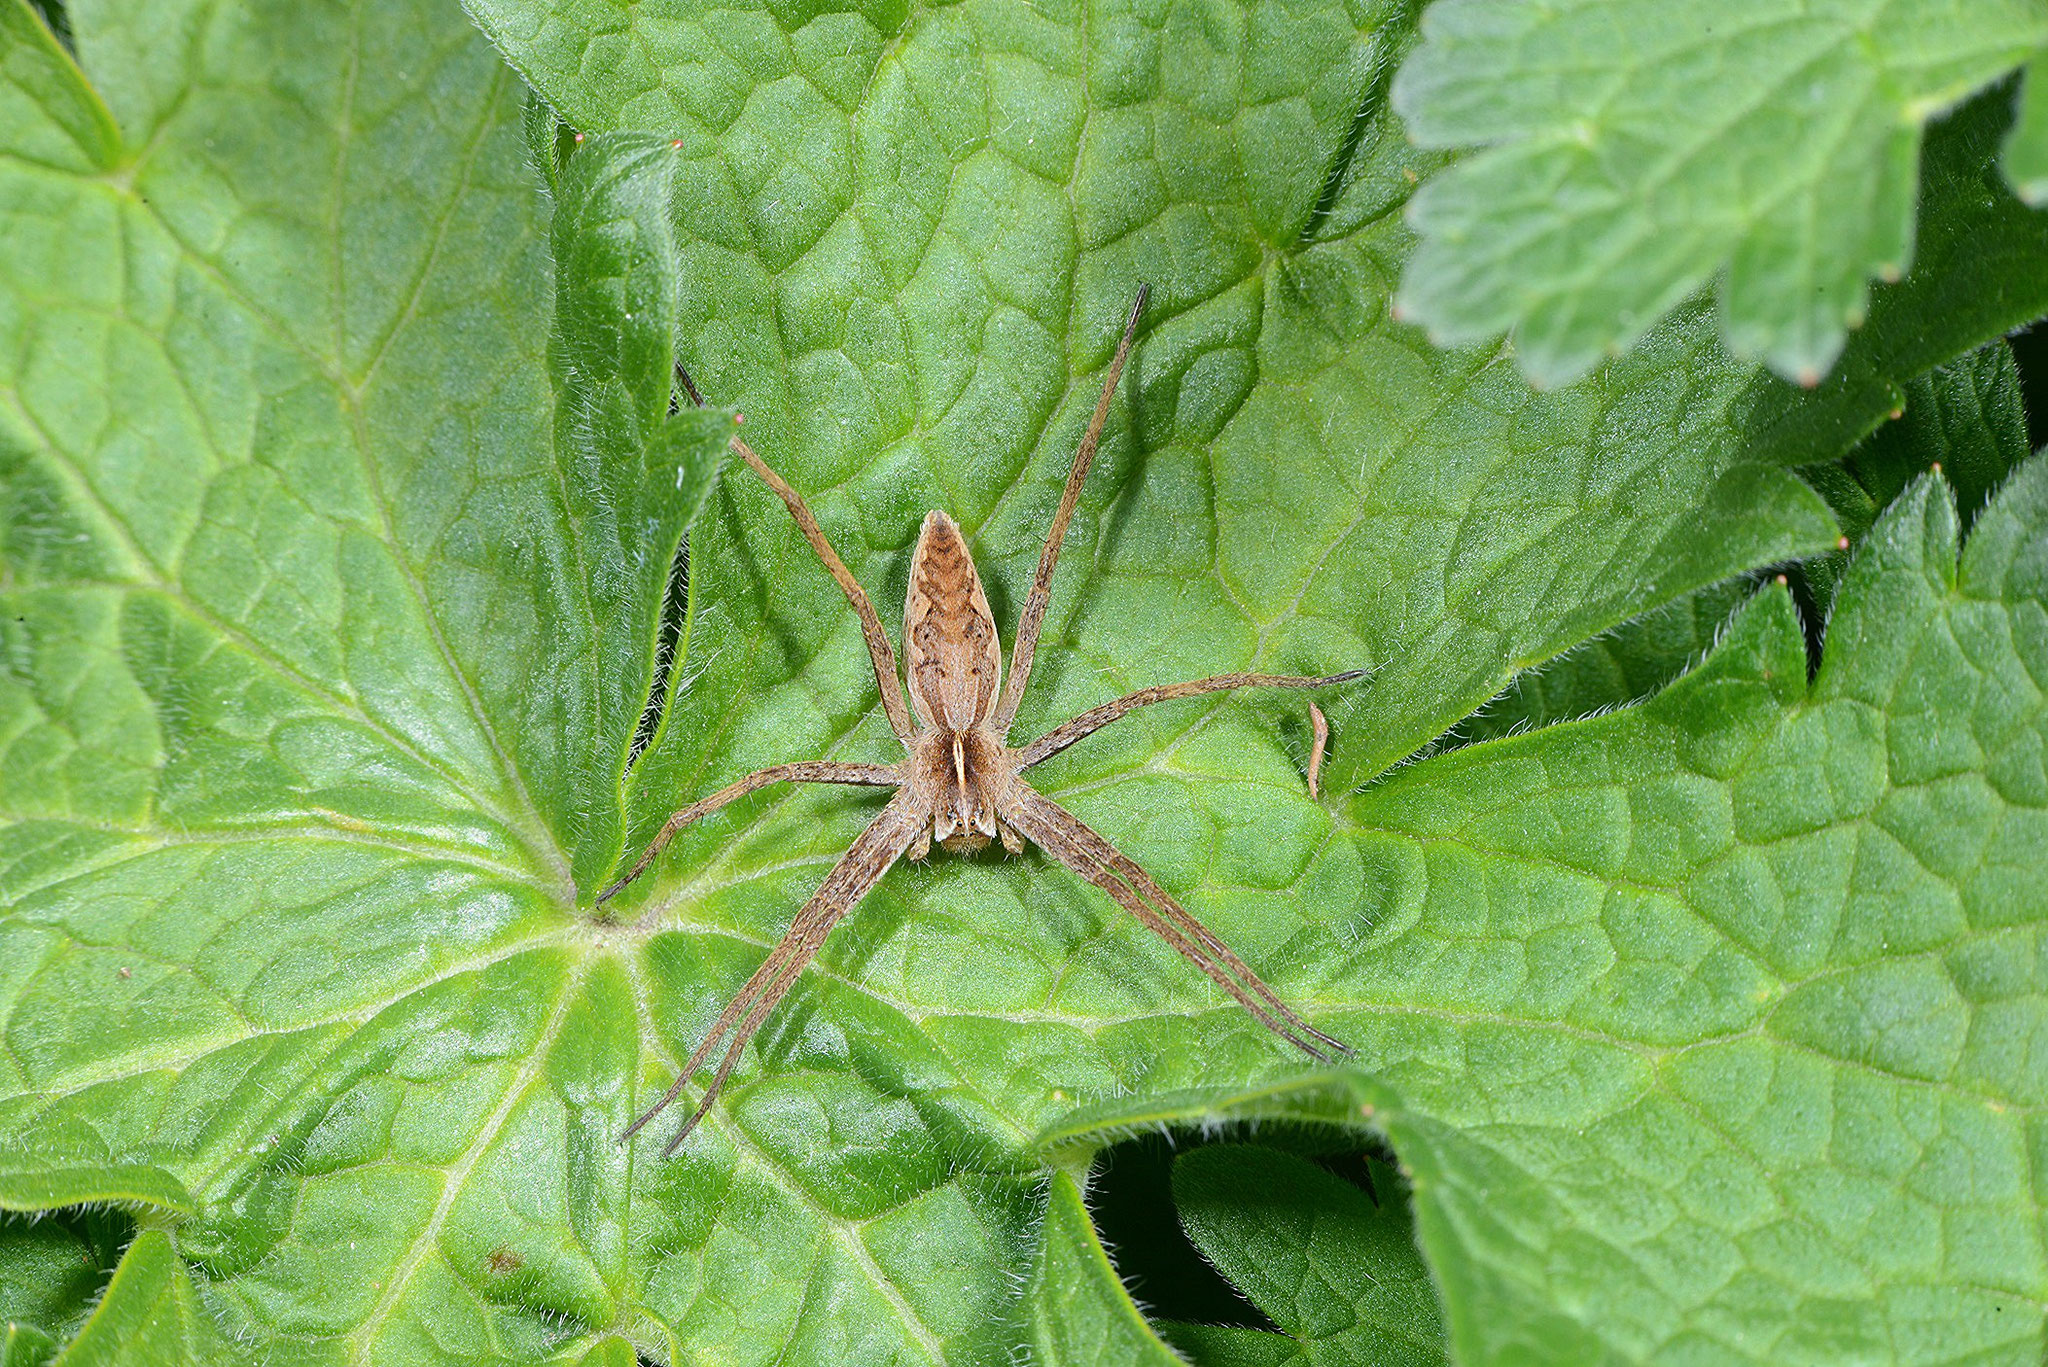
{"left": 608, "top": 286, "right": 1361, "bottom": 1153}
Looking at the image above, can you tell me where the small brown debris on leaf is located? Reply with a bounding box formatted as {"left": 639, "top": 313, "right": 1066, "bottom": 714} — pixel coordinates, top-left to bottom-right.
{"left": 1308, "top": 702, "right": 1329, "bottom": 799}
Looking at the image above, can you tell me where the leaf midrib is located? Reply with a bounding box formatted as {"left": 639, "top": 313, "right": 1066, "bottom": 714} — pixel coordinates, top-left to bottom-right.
{"left": 346, "top": 956, "right": 589, "bottom": 1357}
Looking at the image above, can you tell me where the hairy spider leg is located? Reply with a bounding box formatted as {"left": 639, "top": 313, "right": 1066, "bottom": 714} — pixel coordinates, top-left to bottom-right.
{"left": 673, "top": 362, "right": 919, "bottom": 744}
{"left": 625, "top": 301, "right": 1366, "bottom": 1151}
{"left": 596, "top": 761, "right": 901, "bottom": 905}
{"left": 620, "top": 793, "right": 926, "bottom": 1149}
{"left": 1015, "top": 670, "right": 1367, "bottom": 770}
{"left": 990, "top": 285, "right": 1151, "bottom": 736}
{"left": 1000, "top": 784, "right": 1346, "bottom": 1059}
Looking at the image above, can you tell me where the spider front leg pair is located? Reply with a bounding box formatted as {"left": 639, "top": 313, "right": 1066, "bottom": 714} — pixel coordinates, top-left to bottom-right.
{"left": 605, "top": 285, "right": 1362, "bottom": 1153}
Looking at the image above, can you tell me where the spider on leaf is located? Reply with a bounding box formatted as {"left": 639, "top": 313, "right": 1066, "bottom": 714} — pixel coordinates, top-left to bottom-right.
{"left": 606, "top": 286, "right": 1363, "bottom": 1153}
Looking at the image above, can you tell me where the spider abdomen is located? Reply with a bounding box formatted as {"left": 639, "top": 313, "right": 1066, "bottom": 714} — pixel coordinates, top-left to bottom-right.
{"left": 903, "top": 511, "right": 1003, "bottom": 732}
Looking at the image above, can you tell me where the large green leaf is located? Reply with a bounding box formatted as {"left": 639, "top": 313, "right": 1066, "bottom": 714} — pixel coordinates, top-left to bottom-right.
{"left": 1351, "top": 461, "right": 2048, "bottom": 1364}
{"left": 466, "top": 0, "right": 1852, "bottom": 815}
{"left": 1391, "top": 0, "right": 2048, "bottom": 387}
{"left": 3, "top": 0, "right": 2044, "bottom": 1362}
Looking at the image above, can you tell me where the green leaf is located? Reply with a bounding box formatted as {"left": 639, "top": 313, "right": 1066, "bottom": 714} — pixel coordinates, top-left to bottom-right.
{"left": 1798, "top": 337, "right": 2032, "bottom": 617}
{"left": 1392, "top": 0, "right": 2048, "bottom": 386}
{"left": 50, "top": 1231, "right": 231, "bottom": 1367}
{"left": 0, "top": 0, "right": 116, "bottom": 173}
{"left": 569, "top": 1339, "right": 642, "bottom": 1367}
{"left": 3, "top": 1325, "right": 57, "bottom": 1367}
{"left": 1343, "top": 457, "right": 2048, "bottom": 1364}
{"left": 1035, "top": 1070, "right": 1390, "bottom": 1162}
{"left": 0, "top": 1210, "right": 123, "bottom": 1357}
{"left": 1474, "top": 333, "right": 2034, "bottom": 752}
{"left": 465, "top": 0, "right": 1849, "bottom": 815}
{"left": 21, "top": 0, "right": 70, "bottom": 49}
{"left": 2007, "top": 55, "right": 2048, "bottom": 204}
{"left": 1747, "top": 85, "right": 2048, "bottom": 462}
{"left": 1044, "top": 1073, "right": 1415, "bottom": 1360}
{"left": 1024, "top": 1172, "right": 1185, "bottom": 1366}
{"left": 1834, "top": 340, "right": 2029, "bottom": 539}
{"left": 4, "top": 0, "right": 2045, "bottom": 1362}
{"left": 1168, "top": 1146, "right": 1446, "bottom": 1367}
{"left": 0, "top": 1166, "right": 189, "bottom": 1222}
{"left": 1159, "top": 1323, "right": 1308, "bottom": 1367}
{"left": 1445, "top": 577, "right": 1760, "bottom": 752}
{"left": 545, "top": 127, "right": 735, "bottom": 888}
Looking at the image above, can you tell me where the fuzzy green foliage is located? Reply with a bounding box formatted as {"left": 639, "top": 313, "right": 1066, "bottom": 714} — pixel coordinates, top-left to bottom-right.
{"left": 1392, "top": 0, "right": 2048, "bottom": 387}
{"left": 1164, "top": 1145, "right": 1444, "bottom": 1367}
{"left": 2, "top": 0, "right": 2044, "bottom": 1363}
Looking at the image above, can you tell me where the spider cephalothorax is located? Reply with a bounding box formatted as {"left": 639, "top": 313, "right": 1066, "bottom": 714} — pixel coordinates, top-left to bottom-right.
{"left": 604, "top": 287, "right": 1360, "bottom": 1152}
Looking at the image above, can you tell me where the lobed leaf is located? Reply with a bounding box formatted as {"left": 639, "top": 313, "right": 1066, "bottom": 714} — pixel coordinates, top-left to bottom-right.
{"left": 1800, "top": 338, "right": 2032, "bottom": 618}
{"left": 1466, "top": 333, "right": 2035, "bottom": 753}
{"left": 1747, "top": 86, "right": 2048, "bottom": 463}
{"left": 1443, "top": 577, "right": 1760, "bottom": 753}
{"left": 1344, "top": 457, "right": 2048, "bottom": 1363}
{"left": 1391, "top": 0, "right": 2048, "bottom": 387}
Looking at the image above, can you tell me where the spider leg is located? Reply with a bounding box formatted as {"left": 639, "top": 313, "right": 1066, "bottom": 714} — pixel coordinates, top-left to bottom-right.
{"left": 998, "top": 783, "right": 1347, "bottom": 1060}
{"left": 672, "top": 362, "right": 920, "bottom": 745}
{"left": 991, "top": 286, "right": 1150, "bottom": 736}
{"left": 1015, "top": 670, "right": 1365, "bottom": 770}
{"left": 620, "top": 791, "right": 926, "bottom": 1151}
{"left": 656, "top": 950, "right": 802, "bottom": 1155}
{"left": 598, "top": 761, "right": 902, "bottom": 905}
